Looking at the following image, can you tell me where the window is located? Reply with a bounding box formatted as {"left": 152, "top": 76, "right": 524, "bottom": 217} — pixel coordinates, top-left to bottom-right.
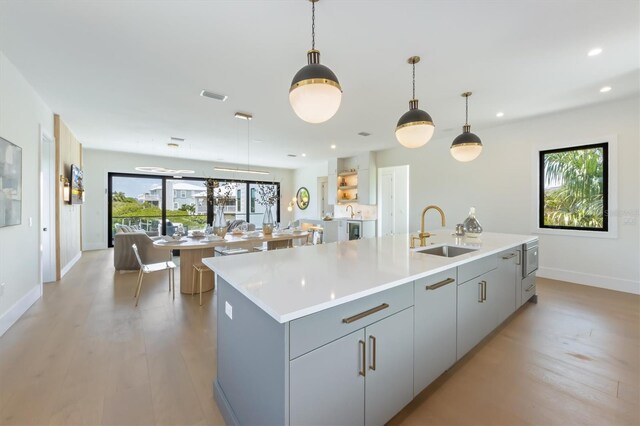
{"left": 539, "top": 142, "right": 608, "bottom": 232}
{"left": 181, "top": 190, "right": 187, "bottom": 198}
{"left": 250, "top": 188, "right": 256, "bottom": 213}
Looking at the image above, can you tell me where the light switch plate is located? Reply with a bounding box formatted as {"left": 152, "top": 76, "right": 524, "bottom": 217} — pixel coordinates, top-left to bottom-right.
{"left": 225, "top": 301, "right": 233, "bottom": 319}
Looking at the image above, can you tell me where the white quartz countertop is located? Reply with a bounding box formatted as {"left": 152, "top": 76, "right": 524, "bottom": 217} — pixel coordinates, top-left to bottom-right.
{"left": 202, "top": 231, "right": 537, "bottom": 323}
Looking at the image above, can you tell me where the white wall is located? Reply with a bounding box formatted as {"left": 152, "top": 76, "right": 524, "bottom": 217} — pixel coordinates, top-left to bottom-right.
{"left": 376, "top": 96, "right": 640, "bottom": 294}
{"left": 82, "top": 149, "right": 295, "bottom": 250}
{"left": 292, "top": 161, "right": 328, "bottom": 220}
{"left": 0, "top": 52, "right": 54, "bottom": 334}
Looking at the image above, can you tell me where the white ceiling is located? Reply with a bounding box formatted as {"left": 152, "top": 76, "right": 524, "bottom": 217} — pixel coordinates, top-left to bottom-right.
{"left": 1, "top": 0, "right": 638, "bottom": 169}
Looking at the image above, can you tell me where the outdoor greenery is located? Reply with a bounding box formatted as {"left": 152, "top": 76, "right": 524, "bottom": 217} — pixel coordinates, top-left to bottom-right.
{"left": 111, "top": 194, "right": 206, "bottom": 233}
{"left": 542, "top": 145, "right": 605, "bottom": 229}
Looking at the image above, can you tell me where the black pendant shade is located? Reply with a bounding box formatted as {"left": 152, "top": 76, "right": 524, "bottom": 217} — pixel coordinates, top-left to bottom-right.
{"left": 290, "top": 50, "right": 341, "bottom": 92}
{"left": 396, "top": 99, "right": 434, "bottom": 129}
{"left": 450, "top": 92, "right": 483, "bottom": 162}
{"left": 451, "top": 125, "right": 482, "bottom": 147}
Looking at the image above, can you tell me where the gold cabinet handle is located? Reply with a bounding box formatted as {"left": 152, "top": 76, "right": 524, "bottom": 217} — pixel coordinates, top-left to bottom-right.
{"left": 369, "top": 335, "right": 377, "bottom": 371}
{"left": 359, "top": 340, "right": 366, "bottom": 377}
{"left": 502, "top": 253, "right": 516, "bottom": 260}
{"left": 426, "top": 277, "right": 455, "bottom": 291}
{"left": 342, "top": 303, "right": 389, "bottom": 324}
{"left": 478, "top": 281, "right": 483, "bottom": 303}
{"left": 482, "top": 280, "right": 487, "bottom": 301}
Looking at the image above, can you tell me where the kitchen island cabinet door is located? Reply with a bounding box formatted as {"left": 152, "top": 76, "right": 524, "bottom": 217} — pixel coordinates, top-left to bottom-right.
{"left": 365, "top": 307, "right": 414, "bottom": 426}
{"left": 457, "top": 270, "right": 497, "bottom": 359}
{"left": 495, "top": 248, "right": 519, "bottom": 324}
{"left": 290, "top": 330, "right": 365, "bottom": 426}
{"left": 414, "top": 271, "right": 457, "bottom": 394}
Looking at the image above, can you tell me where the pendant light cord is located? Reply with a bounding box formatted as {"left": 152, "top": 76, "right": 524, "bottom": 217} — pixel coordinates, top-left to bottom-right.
{"left": 412, "top": 62, "right": 416, "bottom": 99}
{"left": 465, "top": 95, "right": 469, "bottom": 126}
{"left": 311, "top": 1, "right": 316, "bottom": 50}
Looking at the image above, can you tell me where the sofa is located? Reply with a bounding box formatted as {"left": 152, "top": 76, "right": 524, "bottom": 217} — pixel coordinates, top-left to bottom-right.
{"left": 114, "top": 230, "right": 170, "bottom": 271}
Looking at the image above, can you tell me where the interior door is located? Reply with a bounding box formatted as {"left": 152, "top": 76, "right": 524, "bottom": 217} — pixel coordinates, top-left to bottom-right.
{"left": 380, "top": 171, "right": 394, "bottom": 236}
{"left": 40, "top": 130, "right": 55, "bottom": 283}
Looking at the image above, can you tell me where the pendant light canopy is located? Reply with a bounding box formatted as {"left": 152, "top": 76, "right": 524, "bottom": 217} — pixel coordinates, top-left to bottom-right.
{"left": 289, "top": 0, "right": 342, "bottom": 124}
{"left": 450, "top": 92, "right": 483, "bottom": 162}
{"left": 395, "top": 56, "right": 435, "bottom": 148}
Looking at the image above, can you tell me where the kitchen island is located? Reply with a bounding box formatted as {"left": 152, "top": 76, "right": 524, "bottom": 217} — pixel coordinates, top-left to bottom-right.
{"left": 203, "top": 231, "right": 538, "bottom": 426}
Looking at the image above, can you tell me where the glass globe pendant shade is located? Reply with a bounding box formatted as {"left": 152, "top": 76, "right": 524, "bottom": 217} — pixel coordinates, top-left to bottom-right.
{"left": 395, "top": 99, "right": 435, "bottom": 148}
{"left": 289, "top": 50, "right": 342, "bottom": 124}
{"left": 450, "top": 125, "right": 483, "bottom": 162}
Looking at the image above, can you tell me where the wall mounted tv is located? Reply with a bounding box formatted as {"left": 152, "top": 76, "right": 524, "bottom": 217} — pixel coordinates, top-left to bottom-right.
{"left": 0, "top": 136, "right": 22, "bottom": 227}
{"left": 70, "top": 164, "right": 84, "bottom": 205}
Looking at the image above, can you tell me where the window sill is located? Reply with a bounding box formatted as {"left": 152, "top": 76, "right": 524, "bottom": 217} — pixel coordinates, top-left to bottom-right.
{"left": 534, "top": 227, "right": 617, "bottom": 239}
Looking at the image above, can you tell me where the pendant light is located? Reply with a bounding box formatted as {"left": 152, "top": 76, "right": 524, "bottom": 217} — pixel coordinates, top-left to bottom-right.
{"left": 289, "top": 0, "right": 342, "bottom": 124}
{"left": 395, "top": 56, "right": 435, "bottom": 148}
{"left": 214, "top": 112, "right": 269, "bottom": 175}
{"left": 450, "top": 92, "right": 483, "bottom": 162}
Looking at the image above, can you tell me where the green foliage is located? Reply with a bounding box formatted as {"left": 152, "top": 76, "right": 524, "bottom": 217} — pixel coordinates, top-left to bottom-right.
{"left": 543, "top": 147, "right": 604, "bottom": 228}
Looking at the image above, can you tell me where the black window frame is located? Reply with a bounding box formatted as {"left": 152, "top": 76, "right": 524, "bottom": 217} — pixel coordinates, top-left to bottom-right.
{"left": 538, "top": 142, "right": 609, "bottom": 232}
{"left": 108, "top": 172, "right": 280, "bottom": 247}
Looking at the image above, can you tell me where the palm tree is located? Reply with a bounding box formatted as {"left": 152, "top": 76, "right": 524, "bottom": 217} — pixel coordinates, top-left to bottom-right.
{"left": 543, "top": 147, "right": 605, "bottom": 228}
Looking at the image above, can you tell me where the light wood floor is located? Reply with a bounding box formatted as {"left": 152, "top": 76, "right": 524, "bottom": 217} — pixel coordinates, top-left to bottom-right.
{"left": 0, "top": 249, "right": 638, "bottom": 425}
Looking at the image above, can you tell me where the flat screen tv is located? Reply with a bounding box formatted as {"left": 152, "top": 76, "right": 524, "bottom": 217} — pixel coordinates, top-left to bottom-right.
{"left": 70, "top": 164, "right": 84, "bottom": 205}
{"left": 0, "top": 136, "right": 22, "bottom": 227}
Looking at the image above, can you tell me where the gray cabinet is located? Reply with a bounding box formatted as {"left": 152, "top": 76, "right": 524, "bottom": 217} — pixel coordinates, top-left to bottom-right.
{"left": 456, "top": 269, "right": 497, "bottom": 359}
{"left": 495, "top": 249, "right": 519, "bottom": 324}
{"left": 290, "top": 330, "right": 365, "bottom": 426}
{"left": 289, "top": 286, "right": 413, "bottom": 426}
{"left": 365, "top": 307, "right": 414, "bottom": 426}
{"left": 414, "top": 270, "right": 457, "bottom": 394}
{"left": 290, "top": 309, "right": 413, "bottom": 426}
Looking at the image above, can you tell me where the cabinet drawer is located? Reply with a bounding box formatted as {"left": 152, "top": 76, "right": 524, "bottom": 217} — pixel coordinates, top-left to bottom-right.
{"left": 458, "top": 254, "right": 497, "bottom": 284}
{"left": 521, "top": 274, "right": 536, "bottom": 305}
{"left": 290, "top": 284, "right": 413, "bottom": 360}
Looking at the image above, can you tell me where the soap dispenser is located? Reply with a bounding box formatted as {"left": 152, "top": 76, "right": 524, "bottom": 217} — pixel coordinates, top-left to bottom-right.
{"left": 463, "top": 207, "right": 483, "bottom": 238}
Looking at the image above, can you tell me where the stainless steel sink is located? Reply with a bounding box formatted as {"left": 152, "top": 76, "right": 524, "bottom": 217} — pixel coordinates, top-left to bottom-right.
{"left": 416, "top": 245, "right": 477, "bottom": 257}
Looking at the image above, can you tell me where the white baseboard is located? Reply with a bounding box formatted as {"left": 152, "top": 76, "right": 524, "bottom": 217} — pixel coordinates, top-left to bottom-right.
{"left": 60, "top": 251, "right": 82, "bottom": 278}
{"left": 0, "top": 284, "right": 42, "bottom": 337}
{"left": 83, "top": 242, "right": 106, "bottom": 251}
{"left": 537, "top": 267, "right": 640, "bottom": 295}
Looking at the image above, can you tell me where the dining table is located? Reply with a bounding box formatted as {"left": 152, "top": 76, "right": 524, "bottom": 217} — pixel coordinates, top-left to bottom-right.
{"left": 153, "top": 231, "right": 309, "bottom": 294}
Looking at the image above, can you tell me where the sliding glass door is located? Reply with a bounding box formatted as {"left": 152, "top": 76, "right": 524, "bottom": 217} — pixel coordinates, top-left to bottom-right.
{"left": 108, "top": 173, "right": 280, "bottom": 247}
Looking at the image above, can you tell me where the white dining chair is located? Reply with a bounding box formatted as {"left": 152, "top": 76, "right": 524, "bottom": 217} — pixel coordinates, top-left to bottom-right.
{"left": 131, "top": 243, "right": 177, "bottom": 307}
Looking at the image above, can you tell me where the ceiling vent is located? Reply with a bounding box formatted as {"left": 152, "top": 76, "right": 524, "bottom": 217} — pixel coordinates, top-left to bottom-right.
{"left": 200, "top": 90, "right": 228, "bottom": 101}
{"left": 358, "top": 131, "right": 371, "bottom": 137}
{"left": 287, "top": 154, "right": 297, "bottom": 157}
{"left": 170, "top": 137, "right": 185, "bottom": 142}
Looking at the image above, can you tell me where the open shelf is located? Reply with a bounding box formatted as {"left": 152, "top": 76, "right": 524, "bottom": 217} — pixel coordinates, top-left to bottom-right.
{"left": 338, "top": 171, "right": 357, "bottom": 177}
{"left": 338, "top": 185, "right": 357, "bottom": 190}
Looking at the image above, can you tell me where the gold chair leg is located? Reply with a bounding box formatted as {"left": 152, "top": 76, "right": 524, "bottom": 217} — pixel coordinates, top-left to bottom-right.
{"left": 135, "top": 274, "right": 145, "bottom": 307}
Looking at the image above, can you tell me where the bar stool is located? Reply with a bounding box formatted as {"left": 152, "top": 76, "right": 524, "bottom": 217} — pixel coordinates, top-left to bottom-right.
{"left": 191, "top": 262, "right": 213, "bottom": 306}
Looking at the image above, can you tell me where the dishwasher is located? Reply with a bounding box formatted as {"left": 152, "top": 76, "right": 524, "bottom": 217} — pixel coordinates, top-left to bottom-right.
{"left": 520, "top": 240, "right": 539, "bottom": 306}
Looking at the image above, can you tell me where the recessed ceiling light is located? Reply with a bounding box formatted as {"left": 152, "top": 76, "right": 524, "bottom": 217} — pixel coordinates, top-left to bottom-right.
{"left": 200, "top": 90, "right": 228, "bottom": 101}
{"left": 358, "top": 132, "right": 371, "bottom": 137}
{"left": 167, "top": 142, "right": 179, "bottom": 148}
{"left": 234, "top": 112, "right": 253, "bottom": 120}
{"left": 600, "top": 86, "right": 612, "bottom": 93}
{"left": 588, "top": 47, "right": 603, "bottom": 57}
{"left": 496, "top": 112, "right": 505, "bottom": 117}
{"left": 301, "top": 153, "right": 307, "bottom": 157}
{"left": 330, "top": 144, "right": 336, "bottom": 149}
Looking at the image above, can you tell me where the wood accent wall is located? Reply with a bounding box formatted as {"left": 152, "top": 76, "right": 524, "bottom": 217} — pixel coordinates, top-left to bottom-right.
{"left": 54, "top": 115, "right": 83, "bottom": 280}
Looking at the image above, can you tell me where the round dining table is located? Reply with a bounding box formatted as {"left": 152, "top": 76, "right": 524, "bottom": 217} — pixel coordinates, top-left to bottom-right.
{"left": 153, "top": 231, "right": 309, "bottom": 294}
